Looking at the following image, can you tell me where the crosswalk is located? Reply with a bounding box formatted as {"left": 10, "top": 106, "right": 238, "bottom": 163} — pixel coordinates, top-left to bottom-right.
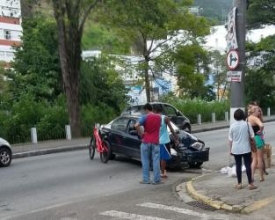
{"left": 99, "top": 202, "right": 231, "bottom": 220}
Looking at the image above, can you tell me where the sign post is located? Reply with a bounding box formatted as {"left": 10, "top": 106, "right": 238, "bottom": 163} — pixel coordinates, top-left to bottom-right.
{"left": 226, "top": 1, "right": 247, "bottom": 123}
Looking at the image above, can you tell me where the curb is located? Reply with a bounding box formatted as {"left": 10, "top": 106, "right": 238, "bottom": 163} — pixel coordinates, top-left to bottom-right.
{"left": 184, "top": 174, "right": 275, "bottom": 214}
{"left": 13, "top": 145, "right": 88, "bottom": 159}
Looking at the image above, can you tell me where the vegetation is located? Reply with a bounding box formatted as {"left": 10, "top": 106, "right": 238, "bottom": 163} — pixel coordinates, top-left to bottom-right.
{"left": 192, "top": 0, "right": 233, "bottom": 24}
{"left": 161, "top": 96, "right": 230, "bottom": 123}
{"left": 245, "top": 0, "right": 275, "bottom": 111}
{"left": 99, "top": 0, "right": 210, "bottom": 102}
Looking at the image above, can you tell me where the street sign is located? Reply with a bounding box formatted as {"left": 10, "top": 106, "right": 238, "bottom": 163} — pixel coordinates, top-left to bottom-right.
{"left": 226, "top": 50, "right": 239, "bottom": 70}
{"left": 226, "top": 7, "right": 238, "bottom": 50}
{"left": 227, "top": 71, "right": 242, "bottom": 82}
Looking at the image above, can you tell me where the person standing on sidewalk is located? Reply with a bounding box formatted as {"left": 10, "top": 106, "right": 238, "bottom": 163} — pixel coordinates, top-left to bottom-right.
{"left": 247, "top": 105, "right": 265, "bottom": 182}
{"left": 153, "top": 104, "right": 179, "bottom": 178}
{"left": 135, "top": 103, "right": 162, "bottom": 184}
{"left": 228, "top": 109, "right": 257, "bottom": 190}
{"left": 247, "top": 101, "right": 268, "bottom": 175}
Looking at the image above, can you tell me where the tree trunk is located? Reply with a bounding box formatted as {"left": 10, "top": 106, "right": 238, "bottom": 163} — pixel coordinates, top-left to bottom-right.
{"left": 52, "top": 1, "right": 82, "bottom": 138}
{"left": 144, "top": 61, "right": 151, "bottom": 102}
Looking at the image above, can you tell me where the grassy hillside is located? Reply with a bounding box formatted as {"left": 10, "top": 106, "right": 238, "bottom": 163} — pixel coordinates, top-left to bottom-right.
{"left": 193, "top": 0, "right": 233, "bottom": 24}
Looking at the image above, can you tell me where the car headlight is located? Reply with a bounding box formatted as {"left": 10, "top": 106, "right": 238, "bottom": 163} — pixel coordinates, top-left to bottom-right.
{"left": 170, "top": 148, "right": 178, "bottom": 156}
{"left": 190, "top": 142, "right": 204, "bottom": 151}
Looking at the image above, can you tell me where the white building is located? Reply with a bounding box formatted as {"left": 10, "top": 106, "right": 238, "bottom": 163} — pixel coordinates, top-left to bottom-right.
{"left": 0, "top": 0, "right": 22, "bottom": 64}
{"left": 204, "top": 25, "right": 275, "bottom": 53}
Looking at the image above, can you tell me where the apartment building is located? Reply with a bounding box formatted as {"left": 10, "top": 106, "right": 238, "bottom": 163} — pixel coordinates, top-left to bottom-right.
{"left": 0, "top": 0, "right": 22, "bottom": 63}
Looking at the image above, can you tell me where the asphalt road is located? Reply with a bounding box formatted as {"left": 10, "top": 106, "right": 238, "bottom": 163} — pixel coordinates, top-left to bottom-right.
{"left": 1, "top": 122, "right": 275, "bottom": 220}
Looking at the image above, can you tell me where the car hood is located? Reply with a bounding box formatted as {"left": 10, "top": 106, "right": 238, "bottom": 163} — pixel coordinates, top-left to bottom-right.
{"left": 0, "top": 137, "right": 11, "bottom": 147}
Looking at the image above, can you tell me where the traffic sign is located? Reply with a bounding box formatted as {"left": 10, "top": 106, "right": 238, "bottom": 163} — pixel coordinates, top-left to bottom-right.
{"left": 226, "top": 50, "right": 239, "bottom": 70}
{"left": 227, "top": 71, "right": 242, "bottom": 82}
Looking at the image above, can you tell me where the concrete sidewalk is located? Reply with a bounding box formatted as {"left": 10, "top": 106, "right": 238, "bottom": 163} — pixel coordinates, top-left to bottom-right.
{"left": 176, "top": 115, "right": 275, "bottom": 214}
{"left": 177, "top": 164, "right": 275, "bottom": 214}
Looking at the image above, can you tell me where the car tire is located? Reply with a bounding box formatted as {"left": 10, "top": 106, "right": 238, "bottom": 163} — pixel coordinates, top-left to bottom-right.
{"left": 188, "top": 161, "right": 203, "bottom": 168}
{"left": 100, "top": 140, "right": 111, "bottom": 163}
{"left": 0, "top": 147, "right": 12, "bottom": 167}
{"left": 88, "top": 137, "right": 96, "bottom": 160}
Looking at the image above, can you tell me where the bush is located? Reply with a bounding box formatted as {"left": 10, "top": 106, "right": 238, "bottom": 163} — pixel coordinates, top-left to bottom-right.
{"left": 81, "top": 102, "right": 118, "bottom": 137}
{"left": 161, "top": 97, "right": 230, "bottom": 123}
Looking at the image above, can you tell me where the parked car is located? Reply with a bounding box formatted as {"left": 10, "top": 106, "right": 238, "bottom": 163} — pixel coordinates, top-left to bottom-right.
{"left": 88, "top": 115, "right": 209, "bottom": 169}
{"left": 0, "top": 138, "right": 12, "bottom": 167}
{"left": 121, "top": 102, "right": 191, "bottom": 133}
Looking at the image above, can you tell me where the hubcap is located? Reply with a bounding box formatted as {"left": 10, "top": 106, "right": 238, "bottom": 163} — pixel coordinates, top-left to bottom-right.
{"left": 0, "top": 151, "right": 10, "bottom": 164}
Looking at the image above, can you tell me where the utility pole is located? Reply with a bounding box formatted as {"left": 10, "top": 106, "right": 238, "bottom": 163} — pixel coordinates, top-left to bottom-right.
{"left": 227, "top": 0, "right": 247, "bottom": 123}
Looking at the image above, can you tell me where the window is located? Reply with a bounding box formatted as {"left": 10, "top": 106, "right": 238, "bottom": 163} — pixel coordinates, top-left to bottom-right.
{"left": 164, "top": 105, "right": 177, "bottom": 116}
{"left": 4, "top": 30, "right": 11, "bottom": 40}
{"left": 111, "top": 117, "right": 129, "bottom": 132}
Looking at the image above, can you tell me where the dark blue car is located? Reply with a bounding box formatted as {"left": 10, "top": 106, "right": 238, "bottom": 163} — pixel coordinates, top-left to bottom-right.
{"left": 89, "top": 115, "right": 209, "bottom": 169}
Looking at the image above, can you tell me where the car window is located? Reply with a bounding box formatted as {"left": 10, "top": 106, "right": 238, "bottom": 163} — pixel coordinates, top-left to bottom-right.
{"left": 163, "top": 104, "right": 177, "bottom": 116}
{"left": 127, "top": 119, "right": 137, "bottom": 132}
{"left": 111, "top": 117, "right": 129, "bottom": 132}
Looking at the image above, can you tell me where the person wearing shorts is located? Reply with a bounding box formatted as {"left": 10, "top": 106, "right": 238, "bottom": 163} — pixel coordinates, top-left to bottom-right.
{"left": 154, "top": 104, "right": 179, "bottom": 178}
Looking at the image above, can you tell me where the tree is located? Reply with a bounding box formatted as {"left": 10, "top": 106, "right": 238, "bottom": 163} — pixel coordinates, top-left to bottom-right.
{"left": 245, "top": 36, "right": 275, "bottom": 109}
{"left": 172, "top": 44, "right": 210, "bottom": 98}
{"left": 51, "top": 0, "right": 100, "bottom": 137}
{"left": 80, "top": 56, "right": 128, "bottom": 112}
{"left": 247, "top": 0, "right": 275, "bottom": 28}
{"left": 209, "top": 50, "right": 227, "bottom": 101}
{"left": 100, "top": 0, "right": 210, "bottom": 102}
{"left": 193, "top": 0, "right": 233, "bottom": 24}
{"left": 9, "top": 15, "right": 62, "bottom": 103}
{"left": 246, "top": 0, "right": 275, "bottom": 109}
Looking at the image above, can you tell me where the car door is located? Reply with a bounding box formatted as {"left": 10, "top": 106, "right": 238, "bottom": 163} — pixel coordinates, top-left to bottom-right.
{"left": 162, "top": 104, "right": 183, "bottom": 128}
{"left": 109, "top": 117, "right": 129, "bottom": 154}
{"left": 123, "top": 118, "right": 141, "bottom": 159}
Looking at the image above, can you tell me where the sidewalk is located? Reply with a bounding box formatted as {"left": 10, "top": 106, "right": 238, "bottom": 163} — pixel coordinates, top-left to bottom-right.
{"left": 176, "top": 115, "right": 275, "bottom": 214}
{"left": 177, "top": 166, "right": 275, "bottom": 214}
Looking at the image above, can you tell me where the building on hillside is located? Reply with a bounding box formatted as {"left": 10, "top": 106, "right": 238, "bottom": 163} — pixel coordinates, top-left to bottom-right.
{"left": 0, "top": 0, "right": 22, "bottom": 64}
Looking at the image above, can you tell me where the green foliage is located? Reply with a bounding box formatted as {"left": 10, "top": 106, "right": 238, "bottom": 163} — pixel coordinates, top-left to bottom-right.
{"left": 161, "top": 96, "right": 230, "bottom": 123}
{"left": 9, "top": 14, "right": 62, "bottom": 103}
{"left": 36, "top": 95, "right": 68, "bottom": 141}
{"left": 247, "top": 0, "right": 275, "bottom": 29}
{"left": 81, "top": 103, "right": 117, "bottom": 136}
{"left": 82, "top": 21, "right": 131, "bottom": 54}
{"left": 98, "top": 0, "right": 210, "bottom": 101}
{"left": 193, "top": 0, "right": 233, "bottom": 24}
{"left": 245, "top": 69, "right": 275, "bottom": 111}
{"left": 245, "top": 35, "right": 275, "bottom": 111}
{"left": 80, "top": 56, "right": 129, "bottom": 113}
{"left": 172, "top": 44, "right": 211, "bottom": 98}
{"left": 0, "top": 94, "right": 68, "bottom": 143}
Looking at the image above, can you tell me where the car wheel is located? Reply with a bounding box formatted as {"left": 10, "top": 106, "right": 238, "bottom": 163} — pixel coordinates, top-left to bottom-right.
{"left": 100, "top": 140, "right": 111, "bottom": 163}
{"left": 0, "top": 147, "right": 12, "bottom": 167}
{"left": 88, "top": 137, "right": 96, "bottom": 160}
{"left": 188, "top": 162, "right": 203, "bottom": 168}
{"left": 182, "top": 124, "right": 191, "bottom": 133}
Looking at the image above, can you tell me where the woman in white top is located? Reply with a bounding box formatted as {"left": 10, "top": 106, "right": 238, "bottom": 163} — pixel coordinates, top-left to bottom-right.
{"left": 228, "top": 109, "right": 257, "bottom": 190}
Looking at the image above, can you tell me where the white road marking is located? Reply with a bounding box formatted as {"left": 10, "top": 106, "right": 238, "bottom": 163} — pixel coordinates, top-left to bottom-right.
{"left": 137, "top": 202, "right": 229, "bottom": 220}
{"left": 100, "top": 210, "right": 171, "bottom": 220}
